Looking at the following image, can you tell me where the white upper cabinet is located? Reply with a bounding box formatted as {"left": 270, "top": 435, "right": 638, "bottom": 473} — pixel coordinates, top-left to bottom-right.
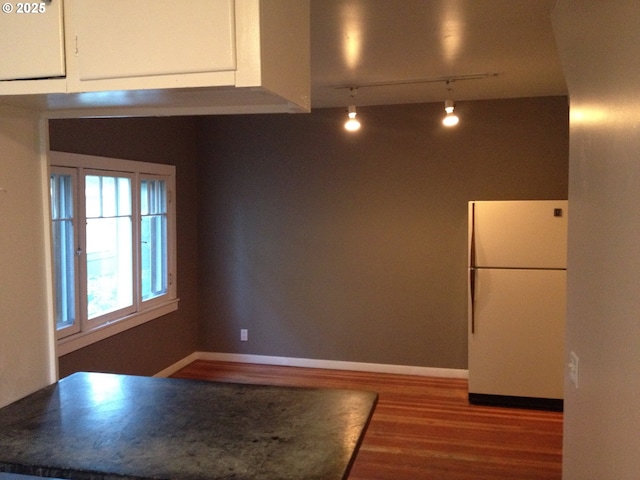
{"left": 71, "top": 0, "right": 235, "bottom": 82}
{"left": 0, "top": 0, "right": 310, "bottom": 115}
{"left": 0, "top": 0, "right": 65, "bottom": 81}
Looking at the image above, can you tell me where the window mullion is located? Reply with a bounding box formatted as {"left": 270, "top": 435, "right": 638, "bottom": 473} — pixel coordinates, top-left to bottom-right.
{"left": 77, "top": 168, "right": 89, "bottom": 333}
{"left": 133, "top": 173, "right": 142, "bottom": 312}
{"left": 168, "top": 180, "right": 177, "bottom": 299}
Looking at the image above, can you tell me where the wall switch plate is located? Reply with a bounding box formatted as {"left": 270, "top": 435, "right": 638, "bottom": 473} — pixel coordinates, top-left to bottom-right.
{"left": 568, "top": 351, "right": 579, "bottom": 388}
{"left": 240, "top": 329, "right": 248, "bottom": 342}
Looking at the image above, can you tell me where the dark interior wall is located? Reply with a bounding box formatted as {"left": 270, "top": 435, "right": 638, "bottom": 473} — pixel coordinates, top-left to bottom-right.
{"left": 197, "top": 96, "right": 569, "bottom": 369}
{"left": 46, "top": 96, "right": 568, "bottom": 375}
{"left": 48, "top": 116, "right": 200, "bottom": 377}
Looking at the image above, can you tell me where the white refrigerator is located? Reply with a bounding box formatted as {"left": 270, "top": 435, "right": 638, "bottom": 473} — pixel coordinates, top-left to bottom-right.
{"left": 468, "top": 200, "right": 568, "bottom": 410}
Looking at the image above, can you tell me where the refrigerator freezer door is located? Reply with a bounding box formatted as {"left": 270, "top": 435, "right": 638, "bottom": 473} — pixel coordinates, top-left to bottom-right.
{"left": 468, "top": 268, "right": 566, "bottom": 399}
{"left": 471, "top": 200, "right": 568, "bottom": 269}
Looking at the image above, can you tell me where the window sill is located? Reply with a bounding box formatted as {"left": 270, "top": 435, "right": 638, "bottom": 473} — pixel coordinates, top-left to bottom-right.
{"left": 56, "top": 299, "right": 179, "bottom": 357}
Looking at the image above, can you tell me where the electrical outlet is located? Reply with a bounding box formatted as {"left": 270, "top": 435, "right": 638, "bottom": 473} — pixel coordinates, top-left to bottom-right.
{"left": 568, "top": 351, "right": 579, "bottom": 388}
{"left": 240, "top": 329, "right": 248, "bottom": 342}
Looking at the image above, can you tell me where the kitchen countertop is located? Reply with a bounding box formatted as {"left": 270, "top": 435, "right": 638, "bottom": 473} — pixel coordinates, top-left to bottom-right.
{"left": 0, "top": 475, "right": 65, "bottom": 480}
{"left": 0, "top": 372, "right": 377, "bottom": 480}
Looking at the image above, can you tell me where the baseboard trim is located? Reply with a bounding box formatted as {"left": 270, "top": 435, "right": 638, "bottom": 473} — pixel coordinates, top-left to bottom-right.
{"left": 154, "top": 352, "right": 201, "bottom": 378}
{"left": 156, "top": 351, "right": 468, "bottom": 379}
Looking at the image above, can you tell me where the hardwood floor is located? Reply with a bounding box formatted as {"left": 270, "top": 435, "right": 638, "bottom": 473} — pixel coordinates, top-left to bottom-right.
{"left": 171, "top": 360, "right": 563, "bottom": 480}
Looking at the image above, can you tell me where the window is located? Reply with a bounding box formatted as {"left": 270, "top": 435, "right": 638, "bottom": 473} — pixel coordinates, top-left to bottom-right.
{"left": 49, "top": 152, "right": 177, "bottom": 355}
{"left": 140, "top": 178, "right": 168, "bottom": 302}
{"left": 50, "top": 168, "right": 79, "bottom": 336}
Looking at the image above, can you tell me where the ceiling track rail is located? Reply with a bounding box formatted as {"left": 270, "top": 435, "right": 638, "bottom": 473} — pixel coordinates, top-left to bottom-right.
{"left": 331, "top": 72, "right": 500, "bottom": 90}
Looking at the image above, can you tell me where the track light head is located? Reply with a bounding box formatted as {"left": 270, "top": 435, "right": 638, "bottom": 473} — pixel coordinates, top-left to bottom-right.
{"left": 442, "top": 98, "right": 459, "bottom": 127}
{"left": 344, "top": 104, "right": 361, "bottom": 131}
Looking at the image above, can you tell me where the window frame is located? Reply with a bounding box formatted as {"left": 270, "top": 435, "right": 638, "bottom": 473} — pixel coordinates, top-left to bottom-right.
{"left": 49, "top": 151, "right": 178, "bottom": 356}
{"left": 139, "top": 174, "right": 173, "bottom": 310}
{"left": 50, "top": 166, "right": 81, "bottom": 340}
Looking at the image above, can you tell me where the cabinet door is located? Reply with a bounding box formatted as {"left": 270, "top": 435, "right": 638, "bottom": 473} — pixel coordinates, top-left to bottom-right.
{"left": 71, "top": 0, "right": 236, "bottom": 81}
{"left": 0, "top": 0, "right": 65, "bottom": 81}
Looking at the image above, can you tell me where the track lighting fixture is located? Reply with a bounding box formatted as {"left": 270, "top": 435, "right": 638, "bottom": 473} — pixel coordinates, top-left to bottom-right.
{"left": 442, "top": 98, "right": 459, "bottom": 127}
{"left": 336, "top": 76, "right": 476, "bottom": 129}
{"left": 344, "top": 88, "right": 361, "bottom": 132}
{"left": 442, "top": 80, "right": 459, "bottom": 127}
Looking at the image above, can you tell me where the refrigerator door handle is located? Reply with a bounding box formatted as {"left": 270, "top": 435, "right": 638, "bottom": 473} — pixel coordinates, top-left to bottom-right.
{"left": 470, "top": 267, "right": 476, "bottom": 334}
{"left": 470, "top": 202, "right": 476, "bottom": 334}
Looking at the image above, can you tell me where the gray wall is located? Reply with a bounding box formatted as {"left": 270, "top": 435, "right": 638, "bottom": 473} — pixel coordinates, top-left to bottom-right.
{"left": 48, "top": 117, "right": 200, "bottom": 377}
{"left": 198, "top": 96, "right": 569, "bottom": 369}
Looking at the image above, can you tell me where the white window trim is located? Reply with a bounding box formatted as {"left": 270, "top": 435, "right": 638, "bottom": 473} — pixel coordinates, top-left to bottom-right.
{"left": 56, "top": 300, "right": 179, "bottom": 356}
{"left": 49, "top": 151, "right": 178, "bottom": 356}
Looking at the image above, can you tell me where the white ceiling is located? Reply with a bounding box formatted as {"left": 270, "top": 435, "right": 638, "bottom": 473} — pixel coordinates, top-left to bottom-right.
{"left": 309, "top": 0, "right": 567, "bottom": 108}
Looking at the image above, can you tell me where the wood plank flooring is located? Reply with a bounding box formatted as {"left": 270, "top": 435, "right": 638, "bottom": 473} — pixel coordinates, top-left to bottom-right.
{"left": 171, "top": 360, "right": 562, "bottom": 480}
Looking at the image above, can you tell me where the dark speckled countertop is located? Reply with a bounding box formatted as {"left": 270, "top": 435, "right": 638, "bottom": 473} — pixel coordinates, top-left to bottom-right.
{"left": 0, "top": 372, "right": 377, "bottom": 480}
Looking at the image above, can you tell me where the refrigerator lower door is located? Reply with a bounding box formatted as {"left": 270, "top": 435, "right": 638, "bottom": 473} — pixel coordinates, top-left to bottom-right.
{"left": 469, "top": 268, "right": 565, "bottom": 401}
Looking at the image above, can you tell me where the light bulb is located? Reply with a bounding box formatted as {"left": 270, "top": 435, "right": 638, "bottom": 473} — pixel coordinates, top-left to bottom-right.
{"left": 344, "top": 105, "right": 361, "bottom": 131}
{"left": 442, "top": 99, "right": 459, "bottom": 127}
{"left": 443, "top": 111, "right": 459, "bottom": 127}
